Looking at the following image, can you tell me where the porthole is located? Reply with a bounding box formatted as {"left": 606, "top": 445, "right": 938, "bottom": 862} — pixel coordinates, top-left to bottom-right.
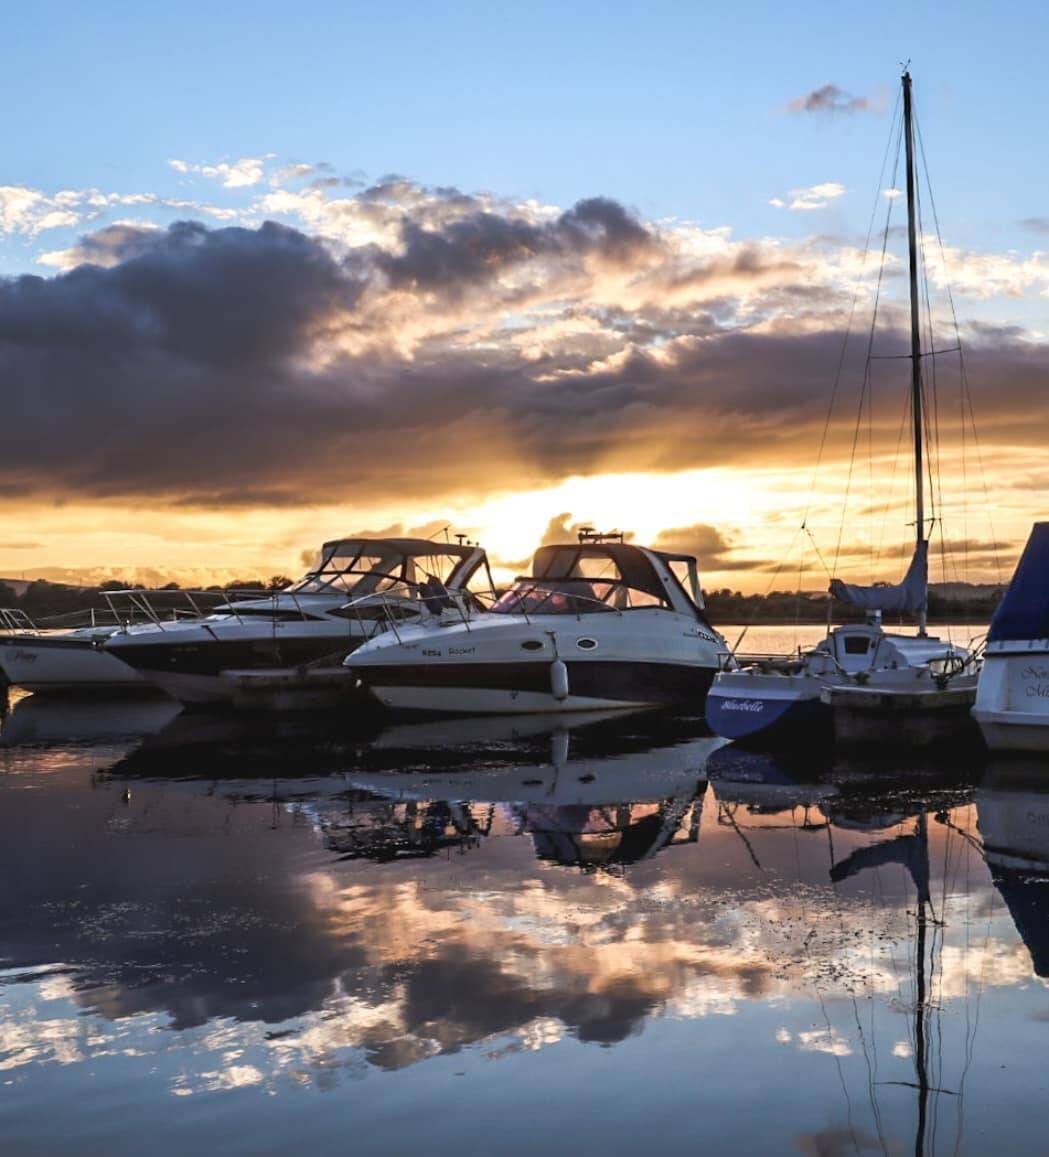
{"left": 521, "top": 639, "right": 544, "bottom": 651}
{"left": 576, "top": 637, "right": 598, "bottom": 651}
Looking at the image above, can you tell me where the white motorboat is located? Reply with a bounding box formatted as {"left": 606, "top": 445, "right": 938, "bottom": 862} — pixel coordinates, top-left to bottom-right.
{"left": 346, "top": 531, "right": 731, "bottom": 715}
{"left": 972, "top": 522, "right": 1049, "bottom": 752}
{"left": 708, "top": 71, "right": 979, "bottom": 749}
{"left": 0, "top": 608, "right": 145, "bottom": 693}
{"left": 104, "top": 538, "right": 492, "bottom": 706}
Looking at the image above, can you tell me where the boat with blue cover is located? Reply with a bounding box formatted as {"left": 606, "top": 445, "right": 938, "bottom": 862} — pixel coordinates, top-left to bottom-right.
{"left": 973, "top": 523, "right": 1049, "bottom": 752}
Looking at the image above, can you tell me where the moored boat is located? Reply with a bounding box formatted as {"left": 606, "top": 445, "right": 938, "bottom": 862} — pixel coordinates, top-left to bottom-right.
{"left": 972, "top": 522, "right": 1049, "bottom": 753}
{"left": 346, "top": 531, "right": 732, "bottom": 715}
{"left": 104, "top": 537, "right": 492, "bottom": 706}
{"left": 709, "top": 70, "right": 981, "bottom": 750}
{"left": 0, "top": 608, "right": 145, "bottom": 693}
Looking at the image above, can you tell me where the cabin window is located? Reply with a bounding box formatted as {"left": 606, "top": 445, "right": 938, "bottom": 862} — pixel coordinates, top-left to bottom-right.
{"left": 842, "top": 637, "right": 871, "bottom": 655}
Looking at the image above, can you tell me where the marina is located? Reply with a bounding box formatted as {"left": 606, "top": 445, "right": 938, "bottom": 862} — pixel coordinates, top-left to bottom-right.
{"left": 3, "top": 10, "right": 1047, "bottom": 1151}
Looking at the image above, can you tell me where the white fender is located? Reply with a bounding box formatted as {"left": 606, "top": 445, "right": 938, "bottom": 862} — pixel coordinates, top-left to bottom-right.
{"left": 550, "top": 659, "right": 569, "bottom": 701}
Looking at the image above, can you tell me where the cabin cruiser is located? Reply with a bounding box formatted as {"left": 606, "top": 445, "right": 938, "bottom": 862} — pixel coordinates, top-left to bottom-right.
{"left": 104, "top": 538, "right": 493, "bottom": 706}
{"left": 0, "top": 607, "right": 145, "bottom": 693}
{"left": 346, "top": 532, "right": 732, "bottom": 715}
{"left": 973, "top": 522, "right": 1049, "bottom": 753}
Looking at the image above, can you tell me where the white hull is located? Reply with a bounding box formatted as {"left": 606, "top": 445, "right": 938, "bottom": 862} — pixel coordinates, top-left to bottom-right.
{"left": 973, "top": 642, "right": 1049, "bottom": 752}
{"left": 0, "top": 636, "right": 143, "bottom": 691}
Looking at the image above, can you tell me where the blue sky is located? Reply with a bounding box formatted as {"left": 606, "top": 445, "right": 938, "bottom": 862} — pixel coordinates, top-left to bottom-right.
{"left": 4, "top": 0, "right": 1047, "bottom": 268}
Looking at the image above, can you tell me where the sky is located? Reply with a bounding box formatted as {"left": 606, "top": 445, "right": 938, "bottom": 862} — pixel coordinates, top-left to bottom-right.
{"left": 2, "top": 0, "right": 1047, "bottom": 591}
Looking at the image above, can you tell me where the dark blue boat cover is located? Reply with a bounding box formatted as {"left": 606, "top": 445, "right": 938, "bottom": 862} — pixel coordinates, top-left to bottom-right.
{"left": 988, "top": 522, "right": 1049, "bottom": 643}
{"left": 829, "top": 540, "right": 928, "bottom": 614}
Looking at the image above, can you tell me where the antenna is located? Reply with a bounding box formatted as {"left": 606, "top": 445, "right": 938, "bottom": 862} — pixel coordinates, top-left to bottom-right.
{"left": 577, "top": 528, "right": 625, "bottom": 545}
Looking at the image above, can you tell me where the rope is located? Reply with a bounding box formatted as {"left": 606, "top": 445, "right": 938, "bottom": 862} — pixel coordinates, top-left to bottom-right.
{"left": 833, "top": 114, "right": 903, "bottom": 580}
{"left": 914, "top": 106, "right": 1005, "bottom": 588}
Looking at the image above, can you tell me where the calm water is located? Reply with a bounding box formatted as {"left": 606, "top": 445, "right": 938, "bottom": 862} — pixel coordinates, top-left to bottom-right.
{"left": 2, "top": 655, "right": 1046, "bottom": 1156}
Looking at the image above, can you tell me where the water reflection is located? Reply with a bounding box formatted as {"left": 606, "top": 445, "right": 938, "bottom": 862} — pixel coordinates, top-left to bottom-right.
{"left": 1, "top": 695, "right": 1048, "bottom": 1155}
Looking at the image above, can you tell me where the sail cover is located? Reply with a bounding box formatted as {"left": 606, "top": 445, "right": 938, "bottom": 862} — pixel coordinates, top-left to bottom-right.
{"left": 829, "top": 540, "right": 928, "bottom": 614}
{"left": 988, "top": 522, "right": 1049, "bottom": 643}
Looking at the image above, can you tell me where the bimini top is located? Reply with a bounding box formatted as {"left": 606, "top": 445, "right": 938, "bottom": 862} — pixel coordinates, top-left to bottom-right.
{"left": 491, "top": 542, "right": 705, "bottom": 618}
{"left": 291, "top": 537, "right": 486, "bottom": 597}
{"left": 988, "top": 522, "right": 1049, "bottom": 643}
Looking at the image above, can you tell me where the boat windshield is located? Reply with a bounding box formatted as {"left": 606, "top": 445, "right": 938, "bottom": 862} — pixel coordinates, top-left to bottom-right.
{"left": 289, "top": 544, "right": 467, "bottom": 598}
{"left": 490, "top": 578, "right": 668, "bottom": 615}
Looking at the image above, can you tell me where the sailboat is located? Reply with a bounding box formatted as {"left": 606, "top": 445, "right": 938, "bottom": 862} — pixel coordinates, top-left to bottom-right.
{"left": 707, "top": 70, "right": 978, "bottom": 749}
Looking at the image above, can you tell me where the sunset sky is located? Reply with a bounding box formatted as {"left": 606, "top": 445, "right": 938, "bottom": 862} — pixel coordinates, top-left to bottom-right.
{"left": 2, "top": 0, "right": 1047, "bottom": 591}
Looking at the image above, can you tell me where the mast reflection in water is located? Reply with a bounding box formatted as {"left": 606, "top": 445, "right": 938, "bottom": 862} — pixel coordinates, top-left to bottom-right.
{"left": 1, "top": 693, "right": 1047, "bottom": 1156}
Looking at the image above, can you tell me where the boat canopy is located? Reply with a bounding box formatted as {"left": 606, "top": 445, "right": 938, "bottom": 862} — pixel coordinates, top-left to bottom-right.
{"left": 532, "top": 544, "right": 688, "bottom": 604}
{"left": 829, "top": 540, "right": 928, "bottom": 615}
{"left": 987, "top": 522, "right": 1049, "bottom": 643}
{"left": 291, "top": 538, "right": 485, "bottom": 597}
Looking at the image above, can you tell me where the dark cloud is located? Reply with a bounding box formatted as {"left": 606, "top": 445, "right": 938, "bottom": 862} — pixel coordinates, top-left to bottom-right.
{"left": 2, "top": 206, "right": 1047, "bottom": 518}
{"left": 49, "top": 222, "right": 166, "bottom": 268}
{"left": 1019, "top": 217, "right": 1049, "bottom": 233}
{"left": 378, "top": 196, "right": 653, "bottom": 296}
{"left": 788, "top": 83, "right": 871, "bottom": 114}
{"left": 652, "top": 524, "right": 771, "bottom": 572}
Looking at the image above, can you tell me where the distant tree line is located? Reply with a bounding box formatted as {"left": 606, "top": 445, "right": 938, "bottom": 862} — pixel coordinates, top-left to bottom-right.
{"left": 0, "top": 576, "right": 294, "bottom": 624}
{"left": 1, "top": 575, "right": 1004, "bottom": 627}
{"left": 703, "top": 584, "right": 1005, "bottom": 625}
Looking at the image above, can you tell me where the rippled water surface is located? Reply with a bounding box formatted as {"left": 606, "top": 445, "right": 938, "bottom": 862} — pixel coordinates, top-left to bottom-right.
{"left": 1, "top": 679, "right": 1047, "bottom": 1156}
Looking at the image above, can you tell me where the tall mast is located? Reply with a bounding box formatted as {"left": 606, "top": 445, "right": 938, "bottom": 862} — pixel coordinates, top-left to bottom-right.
{"left": 902, "top": 70, "right": 928, "bottom": 636}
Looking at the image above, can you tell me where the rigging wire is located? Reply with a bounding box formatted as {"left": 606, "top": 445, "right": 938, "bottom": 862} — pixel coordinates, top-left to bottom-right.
{"left": 832, "top": 113, "right": 903, "bottom": 580}
{"left": 913, "top": 106, "right": 1005, "bottom": 588}
{"left": 801, "top": 88, "right": 904, "bottom": 597}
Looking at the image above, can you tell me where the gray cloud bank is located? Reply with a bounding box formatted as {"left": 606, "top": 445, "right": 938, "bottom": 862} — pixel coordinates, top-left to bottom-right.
{"left": 1, "top": 185, "right": 1046, "bottom": 512}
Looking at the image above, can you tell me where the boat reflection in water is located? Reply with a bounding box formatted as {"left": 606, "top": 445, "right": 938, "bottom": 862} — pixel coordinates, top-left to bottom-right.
{"left": 344, "top": 714, "right": 723, "bottom": 871}
{"left": 977, "top": 762, "right": 1049, "bottom": 979}
{"left": 2, "top": 696, "right": 1049, "bottom": 1155}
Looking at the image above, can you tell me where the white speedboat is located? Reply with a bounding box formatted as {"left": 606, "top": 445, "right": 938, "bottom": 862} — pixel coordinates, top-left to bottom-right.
{"left": 709, "top": 71, "right": 978, "bottom": 750}
{"left": 0, "top": 608, "right": 145, "bottom": 693}
{"left": 973, "top": 522, "right": 1049, "bottom": 752}
{"left": 346, "top": 532, "right": 731, "bottom": 715}
{"left": 104, "top": 538, "right": 492, "bottom": 706}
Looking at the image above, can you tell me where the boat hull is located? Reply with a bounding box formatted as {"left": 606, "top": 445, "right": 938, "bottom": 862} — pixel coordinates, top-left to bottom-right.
{"left": 973, "top": 643, "right": 1049, "bottom": 752}
{"left": 106, "top": 631, "right": 365, "bottom": 706}
{"left": 360, "top": 659, "right": 717, "bottom": 715}
{"left": 705, "top": 671, "right": 829, "bottom": 746}
{"left": 0, "top": 635, "right": 143, "bottom": 692}
{"left": 824, "top": 681, "right": 978, "bottom": 748}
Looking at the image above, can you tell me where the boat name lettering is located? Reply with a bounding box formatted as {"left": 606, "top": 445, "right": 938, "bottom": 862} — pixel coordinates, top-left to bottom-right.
{"left": 720, "top": 699, "right": 764, "bottom": 713}
{"left": 13, "top": 650, "right": 36, "bottom": 662}
{"left": 422, "top": 648, "right": 442, "bottom": 657}
{"left": 448, "top": 646, "right": 475, "bottom": 656}
{"left": 1021, "top": 665, "right": 1049, "bottom": 699}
